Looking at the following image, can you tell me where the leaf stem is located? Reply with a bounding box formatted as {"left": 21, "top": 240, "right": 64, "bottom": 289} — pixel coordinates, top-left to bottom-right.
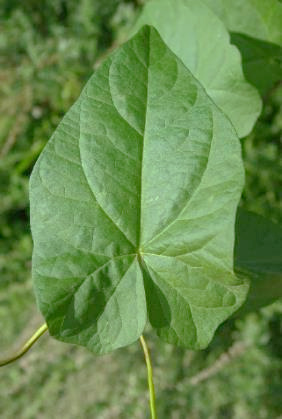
{"left": 0, "top": 323, "right": 48, "bottom": 367}
{"left": 139, "top": 334, "right": 157, "bottom": 419}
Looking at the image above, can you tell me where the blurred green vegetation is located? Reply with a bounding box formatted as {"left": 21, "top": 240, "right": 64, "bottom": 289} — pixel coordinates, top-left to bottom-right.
{"left": 0, "top": 1, "right": 281, "bottom": 418}
{"left": 241, "top": 84, "right": 282, "bottom": 223}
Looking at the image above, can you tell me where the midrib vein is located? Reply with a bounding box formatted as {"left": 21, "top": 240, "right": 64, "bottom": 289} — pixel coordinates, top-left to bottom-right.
{"left": 137, "top": 27, "right": 151, "bottom": 251}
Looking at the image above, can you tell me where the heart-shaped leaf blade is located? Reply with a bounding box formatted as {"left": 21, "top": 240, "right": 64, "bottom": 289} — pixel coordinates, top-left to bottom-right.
{"left": 30, "top": 26, "right": 248, "bottom": 354}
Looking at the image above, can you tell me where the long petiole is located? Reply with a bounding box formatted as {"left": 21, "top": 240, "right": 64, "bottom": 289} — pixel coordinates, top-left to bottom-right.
{"left": 139, "top": 334, "right": 157, "bottom": 419}
{"left": 0, "top": 323, "right": 48, "bottom": 367}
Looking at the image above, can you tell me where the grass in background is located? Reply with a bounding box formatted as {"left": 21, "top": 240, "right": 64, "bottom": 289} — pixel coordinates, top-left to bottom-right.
{"left": 0, "top": 1, "right": 281, "bottom": 418}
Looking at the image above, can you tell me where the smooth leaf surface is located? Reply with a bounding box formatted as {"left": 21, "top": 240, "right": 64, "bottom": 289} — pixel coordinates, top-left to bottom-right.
{"left": 133, "top": 0, "right": 261, "bottom": 138}
{"left": 234, "top": 209, "right": 282, "bottom": 314}
{"left": 230, "top": 34, "right": 282, "bottom": 96}
{"left": 203, "top": 0, "right": 282, "bottom": 95}
{"left": 30, "top": 26, "right": 248, "bottom": 354}
{"left": 202, "top": 0, "right": 282, "bottom": 45}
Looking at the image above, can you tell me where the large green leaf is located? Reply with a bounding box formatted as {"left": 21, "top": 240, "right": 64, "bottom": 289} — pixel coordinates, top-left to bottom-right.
{"left": 203, "top": 0, "right": 282, "bottom": 95}
{"left": 234, "top": 209, "right": 282, "bottom": 314}
{"left": 133, "top": 0, "right": 261, "bottom": 138}
{"left": 30, "top": 26, "right": 248, "bottom": 354}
